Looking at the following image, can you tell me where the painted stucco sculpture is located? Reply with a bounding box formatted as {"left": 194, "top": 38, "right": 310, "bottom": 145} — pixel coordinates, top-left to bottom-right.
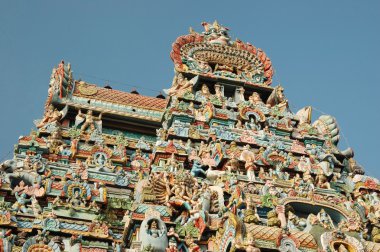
{"left": 0, "top": 21, "right": 379, "bottom": 252}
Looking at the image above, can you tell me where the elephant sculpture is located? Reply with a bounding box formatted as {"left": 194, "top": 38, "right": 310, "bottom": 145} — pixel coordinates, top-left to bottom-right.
{"left": 0, "top": 158, "right": 42, "bottom": 188}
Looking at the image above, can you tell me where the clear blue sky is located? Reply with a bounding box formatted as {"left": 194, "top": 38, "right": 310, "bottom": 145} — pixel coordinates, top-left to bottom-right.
{"left": 0, "top": 1, "right": 379, "bottom": 178}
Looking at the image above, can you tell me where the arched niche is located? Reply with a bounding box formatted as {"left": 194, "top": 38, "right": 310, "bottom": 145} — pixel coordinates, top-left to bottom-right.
{"left": 285, "top": 201, "right": 347, "bottom": 226}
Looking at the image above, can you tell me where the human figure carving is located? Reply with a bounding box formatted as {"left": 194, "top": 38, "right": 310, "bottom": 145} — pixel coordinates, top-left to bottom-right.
{"left": 75, "top": 109, "right": 102, "bottom": 134}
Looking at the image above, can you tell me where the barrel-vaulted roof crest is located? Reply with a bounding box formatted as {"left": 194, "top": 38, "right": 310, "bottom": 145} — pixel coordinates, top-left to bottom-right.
{"left": 170, "top": 21, "right": 274, "bottom": 86}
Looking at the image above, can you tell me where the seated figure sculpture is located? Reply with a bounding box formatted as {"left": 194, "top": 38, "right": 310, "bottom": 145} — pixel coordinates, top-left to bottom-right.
{"left": 315, "top": 209, "right": 335, "bottom": 230}
{"left": 163, "top": 73, "right": 194, "bottom": 97}
{"left": 37, "top": 104, "right": 66, "bottom": 128}
{"left": 248, "top": 92, "right": 265, "bottom": 107}
{"left": 147, "top": 220, "right": 162, "bottom": 238}
{"left": 195, "top": 84, "right": 212, "bottom": 102}
{"left": 243, "top": 197, "right": 261, "bottom": 224}
{"left": 287, "top": 212, "right": 307, "bottom": 231}
{"left": 68, "top": 188, "right": 86, "bottom": 208}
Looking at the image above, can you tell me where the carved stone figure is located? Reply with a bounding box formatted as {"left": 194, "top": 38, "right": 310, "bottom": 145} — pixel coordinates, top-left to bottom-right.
{"left": 195, "top": 84, "right": 212, "bottom": 102}
{"left": 166, "top": 227, "right": 180, "bottom": 252}
{"left": 316, "top": 209, "right": 335, "bottom": 230}
{"left": 246, "top": 234, "right": 261, "bottom": 252}
{"left": 315, "top": 169, "right": 331, "bottom": 189}
{"left": 140, "top": 212, "right": 168, "bottom": 252}
{"left": 68, "top": 188, "right": 86, "bottom": 208}
{"left": 248, "top": 92, "right": 265, "bottom": 107}
{"left": 148, "top": 220, "right": 162, "bottom": 238}
{"left": 266, "top": 85, "right": 288, "bottom": 111}
{"left": 243, "top": 197, "right": 260, "bottom": 224}
{"left": 287, "top": 212, "right": 307, "bottom": 231}
{"left": 11, "top": 192, "right": 32, "bottom": 213}
{"left": 75, "top": 109, "right": 103, "bottom": 134}
{"left": 37, "top": 105, "right": 67, "bottom": 129}
{"left": 164, "top": 73, "right": 196, "bottom": 97}
{"left": 165, "top": 153, "right": 180, "bottom": 173}
{"left": 267, "top": 210, "right": 281, "bottom": 227}
{"left": 240, "top": 145, "right": 256, "bottom": 181}
{"left": 184, "top": 234, "right": 200, "bottom": 252}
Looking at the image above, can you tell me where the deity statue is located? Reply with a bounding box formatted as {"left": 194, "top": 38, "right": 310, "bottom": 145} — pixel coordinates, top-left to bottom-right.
{"left": 74, "top": 159, "right": 88, "bottom": 181}
{"left": 195, "top": 84, "right": 212, "bottom": 102}
{"left": 75, "top": 109, "right": 103, "bottom": 134}
{"left": 197, "top": 60, "right": 212, "bottom": 73}
{"left": 266, "top": 85, "right": 288, "bottom": 111}
{"left": 225, "top": 154, "right": 239, "bottom": 173}
{"left": 37, "top": 104, "right": 67, "bottom": 129}
{"left": 297, "top": 156, "right": 312, "bottom": 172}
{"left": 68, "top": 188, "right": 86, "bottom": 208}
{"left": 86, "top": 155, "right": 95, "bottom": 167}
{"left": 210, "top": 84, "right": 225, "bottom": 105}
{"left": 226, "top": 185, "right": 245, "bottom": 215}
{"left": 163, "top": 73, "right": 194, "bottom": 97}
{"left": 245, "top": 117, "right": 261, "bottom": 131}
{"left": 30, "top": 195, "right": 42, "bottom": 217}
{"left": 243, "top": 197, "right": 260, "bottom": 224}
{"left": 248, "top": 92, "right": 265, "bottom": 107}
{"left": 317, "top": 154, "right": 341, "bottom": 176}
{"left": 166, "top": 227, "right": 180, "bottom": 252}
{"left": 316, "top": 209, "right": 334, "bottom": 229}
{"left": 267, "top": 210, "right": 281, "bottom": 227}
{"left": 245, "top": 234, "right": 261, "bottom": 252}
{"left": 165, "top": 153, "right": 180, "bottom": 173}
{"left": 47, "top": 129, "right": 66, "bottom": 154}
{"left": 166, "top": 176, "right": 195, "bottom": 225}
{"left": 122, "top": 210, "right": 132, "bottom": 229}
{"left": 287, "top": 212, "right": 307, "bottom": 231}
{"left": 11, "top": 192, "right": 32, "bottom": 213}
{"left": 372, "top": 226, "right": 380, "bottom": 243}
{"left": 240, "top": 145, "right": 257, "bottom": 182}
{"left": 296, "top": 175, "right": 315, "bottom": 199}
{"left": 70, "top": 137, "right": 79, "bottom": 158}
{"left": 104, "top": 159, "right": 116, "bottom": 172}
{"left": 235, "top": 119, "right": 243, "bottom": 129}
{"left": 147, "top": 220, "right": 163, "bottom": 238}
{"left": 315, "top": 170, "right": 331, "bottom": 189}
{"left": 184, "top": 234, "right": 200, "bottom": 252}
{"left": 186, "top": 197, "right": 210, "bottom": 238}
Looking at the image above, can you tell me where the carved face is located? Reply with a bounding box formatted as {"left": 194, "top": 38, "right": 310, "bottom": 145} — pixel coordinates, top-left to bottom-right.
{"left": 252, "top": 92, "right": 262, "bottom": 102}
{"left": 177, "top": 74, "right": 184, "bottom": 83}
{"left": 150, "top": 220, "right": 158, "bottom": 229}
{"left": 201, "top": 84, "right": 210, "bottom": 95}
{"left": 215, "top": 86, "right": 221, "bottom": 94}
{"left": 47, "top": 105, "right": 55, "bottom": 113}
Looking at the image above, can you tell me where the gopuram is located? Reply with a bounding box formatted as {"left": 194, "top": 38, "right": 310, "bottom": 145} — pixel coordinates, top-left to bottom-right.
{"left": 1, "top": 21, "right": 379, "bottom": 252}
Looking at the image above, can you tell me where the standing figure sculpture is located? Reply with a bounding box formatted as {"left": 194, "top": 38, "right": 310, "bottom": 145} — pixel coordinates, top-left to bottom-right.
{"left": 75, "top": 109, "right": 103, "bottom": 134}
{"left": 11, "top": 192, "right": 32, "bottom": 214}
